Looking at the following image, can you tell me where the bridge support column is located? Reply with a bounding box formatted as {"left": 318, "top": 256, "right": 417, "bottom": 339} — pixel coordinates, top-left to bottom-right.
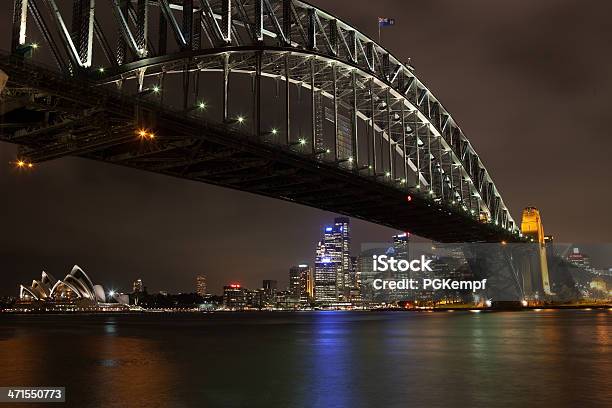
{"left": 285, "top": 52, "right": 291, "bottom": 145}
{"left": 332, "top": 62, "right": 338, "bottom": 160}
{"left": 386, "top": 88, "right": 393, "bottom": 179}
{"left": 255, "top": 51, "right": 262, "bottom": 139}
{"left": 401, "top": 101, "right": 408, "bottom": 187}
{"left": 222, "top": 52, "right": 229, "bottom": 123}
{"left": 12, "top": 0, "right": 29, "bottom": 52}
{"left": 310, "top": 57, "right": 316, "bottom": 155}
{"left": 369, "top": 79, "right": 376, "bottom": 175}
{"left": 414, "top": 118, "right": 420, "bottom": 188}
{"left": 351, "top": 70, "right": 359, "bottom": 167}
{"left": 521, "top": 207, "right": 553, "bottom": 297}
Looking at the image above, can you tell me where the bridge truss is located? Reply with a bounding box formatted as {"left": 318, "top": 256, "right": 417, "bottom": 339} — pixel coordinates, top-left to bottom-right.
{"left": 1, "top": 0, "right": 521, "bottom": 242}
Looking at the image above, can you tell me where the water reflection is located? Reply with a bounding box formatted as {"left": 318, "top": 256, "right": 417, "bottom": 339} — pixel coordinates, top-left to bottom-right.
{"left": 0, "top": 311, "right": 609, "bottom": 407}
{"left": 309, "top": 312, "right": 354, "bottom": 408}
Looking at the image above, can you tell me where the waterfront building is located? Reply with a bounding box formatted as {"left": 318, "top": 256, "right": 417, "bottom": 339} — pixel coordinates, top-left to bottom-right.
{"left": 314, "top": 240, "right": 340, "bottom": 302}
{"left": 289, "top": 264, "right": 312, "bottom": 303}
{"left": 17, "top": 265, "right": 128, "bottom": 311}
{"left": 347, "top": 256, "right": 361, "bottom": 301}
{"left": 223, "top": 284, "right": 246, "bottom": 310}
{"left": 245, "top": 288, "right": 266, "bottom": 309}
{"left": 314, "top": 217, "right": 351, "bottom": 302}
{"left": 196, "top": 274, "right": 207, "bottom": 296}
{"left": 263, "top": 280, "right": 277, "bottom": 296}
{"left": 133, "top": 278, "right": 144, "bottom": 293}
{"left": 567, "top": 248, "right": 592, "bottom": 271}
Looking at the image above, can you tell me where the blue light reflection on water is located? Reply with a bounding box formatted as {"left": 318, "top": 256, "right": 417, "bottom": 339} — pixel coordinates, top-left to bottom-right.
{"left": 0, "top": 310, "right": 610, "bottom": 408}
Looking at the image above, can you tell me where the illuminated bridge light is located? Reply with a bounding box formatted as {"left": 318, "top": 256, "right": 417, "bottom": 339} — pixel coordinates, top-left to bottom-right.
{"left": 98, "top": 67, "right": 105, "bottom": 73}
{"left": 271, "top": 128, "right": 278, "bottom": 135}
{"left": 237, "top": 116, "right": 245, "bottom": 123}
{"left": 14, "top": 160, "right": 33, "bottom": 169}
{"left": 31, "top": 42, "right": 39, "bottom": 49}
{"left": 299, "top": 138, "right": 306, "bottom": 145}
{"left": 137, "top": 129, "right": 155, "bottom": 140}
{"left": 198, "top": 101, "right": 207, "bottom": 109}
{"left": 385, "top": 172, "right": 391, "bottom": 177}
{"left": 152, "top": 85, "right": 160, "bottom": 93}
{"left": 348, "top": 157, "right": 354, "bottom": 163}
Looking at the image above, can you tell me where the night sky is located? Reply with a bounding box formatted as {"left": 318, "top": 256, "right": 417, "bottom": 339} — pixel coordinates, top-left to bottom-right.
{"left": 1, "top": 0, "right": 611, "bottom": 295}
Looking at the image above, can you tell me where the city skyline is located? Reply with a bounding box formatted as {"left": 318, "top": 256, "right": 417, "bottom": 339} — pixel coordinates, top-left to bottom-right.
{"left": 2, "top": 0, "right": 612, "bottom": 296}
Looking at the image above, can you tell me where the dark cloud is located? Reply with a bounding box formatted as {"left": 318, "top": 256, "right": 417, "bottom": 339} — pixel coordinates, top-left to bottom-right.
{"left": 1, "top": 0, "right": 611, "bottom": 294}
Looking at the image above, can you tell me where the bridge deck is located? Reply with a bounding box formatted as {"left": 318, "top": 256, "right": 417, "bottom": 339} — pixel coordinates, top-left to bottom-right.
{"left": 0, "top": 56, "right": 516, "bottom": 243}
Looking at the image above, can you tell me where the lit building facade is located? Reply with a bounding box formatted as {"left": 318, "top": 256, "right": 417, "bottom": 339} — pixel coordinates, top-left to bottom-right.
{"left": 314, "top": 217, "right": 350, "bottom": 302}
{"left": 223, "top": 284, "right": 246, "bottom": 310}
{"left": 567, "top": 247, "right": 592, "bottom": 271}
{"left": 196, "top": 274, "right": 207, "bottom": 296}
{"left": 17, "top": 265, "right": 124, "bottom": 310}
{"left": 289, "top": 264, "right": 312, "bottom": 303}
{"left": 133, "top": 278, "right": 144, "bottom": 293}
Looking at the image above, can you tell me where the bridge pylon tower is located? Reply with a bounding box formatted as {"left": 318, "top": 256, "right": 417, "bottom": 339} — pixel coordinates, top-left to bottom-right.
{"left": 520, "top": 207, "right": 553, "bottom": 297}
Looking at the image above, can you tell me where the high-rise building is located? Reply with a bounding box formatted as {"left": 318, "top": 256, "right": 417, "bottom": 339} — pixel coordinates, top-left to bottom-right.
{"left": 289, "top": 264, "right": 312, "bottom": 303}
{"left": 196, "top": 274, "right": 207, "bottom": 296}
{"left": 314, "top": 217, "right": 351, "bottom": 303}
{"left": 391, "top": 233, "right": 411, "bottom": 301}
{"left": 347, "top": 256, "right": 361, "bottom": 301}
{"left": 133, "top": 278, "right": 143, "bottom": 293}
{"left": 263, "top": 280, "right": 277, "bottom": 296}
{"left": 315, "top": 240, "right": 338, "bottom": 302}
{"left": 223, "top": 284, "right": 245, "bottom": 310}
{"left": 567, "top": 247, "right": 591, "bottom": 271}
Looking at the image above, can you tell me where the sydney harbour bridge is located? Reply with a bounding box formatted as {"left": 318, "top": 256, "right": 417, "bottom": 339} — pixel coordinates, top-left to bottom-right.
{"left": 1, "top": 1, "right": 555, "bottom": 301}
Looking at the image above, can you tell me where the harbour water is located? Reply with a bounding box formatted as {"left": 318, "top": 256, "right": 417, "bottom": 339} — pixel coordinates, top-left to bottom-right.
{"left": 0, "top": 310, "right": 610, "bottom": 407}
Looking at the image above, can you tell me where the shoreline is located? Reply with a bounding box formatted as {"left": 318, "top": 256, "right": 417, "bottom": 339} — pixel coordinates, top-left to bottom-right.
{"left": 1, "top": 303, "right": 610, "bottom": 315}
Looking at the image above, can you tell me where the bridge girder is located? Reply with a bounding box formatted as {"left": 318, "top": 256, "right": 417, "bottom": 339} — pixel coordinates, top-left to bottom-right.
{"left": 1, "top": 0, "right": 520, "bottom": 242}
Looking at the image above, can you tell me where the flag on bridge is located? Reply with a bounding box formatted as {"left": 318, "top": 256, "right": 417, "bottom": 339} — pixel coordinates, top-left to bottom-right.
{"left": 378, "top": 17, "right": 395, "bottom": 27}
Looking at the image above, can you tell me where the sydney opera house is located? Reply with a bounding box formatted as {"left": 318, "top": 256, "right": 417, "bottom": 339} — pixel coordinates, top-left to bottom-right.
{"left": 18, "top": 265, "right": 125, "bottom": 310}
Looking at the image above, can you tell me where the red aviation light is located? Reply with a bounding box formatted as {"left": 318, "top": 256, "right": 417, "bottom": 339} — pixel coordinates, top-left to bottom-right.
{"left": 406, "top": 195, "right": 413, "bottom": 202}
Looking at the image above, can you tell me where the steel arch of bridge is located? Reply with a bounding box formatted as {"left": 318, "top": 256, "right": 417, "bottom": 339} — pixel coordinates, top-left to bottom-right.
{"left": 6, "top": 0, "right": 519, "bottom": 240}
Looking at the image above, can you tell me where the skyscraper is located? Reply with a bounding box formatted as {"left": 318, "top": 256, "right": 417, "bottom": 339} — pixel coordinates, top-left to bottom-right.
{"left": 289, "top": 264, "right": 312, "bottom": 303}
{"left": 391, "top": 233, "right": 411, "bottom": 301}
{"left": 133, "top": 278, "right": 143, "bottom": 293}
{"left": 262, "top": 280, "right": 277, "bottom": 304}
{"left": 196, "top": 274, "right": 207, "bottom": 296}
{"left": 314, "top": 217, "right": 351, "bottom": 303}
